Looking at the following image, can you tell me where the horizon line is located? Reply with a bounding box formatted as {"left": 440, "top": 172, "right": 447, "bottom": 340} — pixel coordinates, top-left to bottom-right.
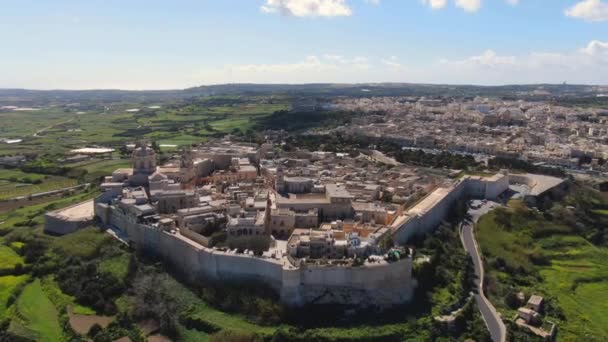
{"left": 0, "top": 81, "right": 604, "bottom": 92}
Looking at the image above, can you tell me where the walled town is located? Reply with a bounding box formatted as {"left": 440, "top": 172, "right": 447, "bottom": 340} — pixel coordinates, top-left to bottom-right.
{"left": 50, "top": 139, "right": 565, "bottom": 307}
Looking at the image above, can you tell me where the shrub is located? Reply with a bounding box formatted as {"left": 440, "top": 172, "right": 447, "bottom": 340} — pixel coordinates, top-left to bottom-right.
{"left": 210, "top": 330, "right": 263, "bottom": 342}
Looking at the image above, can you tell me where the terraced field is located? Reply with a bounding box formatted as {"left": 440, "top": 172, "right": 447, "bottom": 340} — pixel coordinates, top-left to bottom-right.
{"left": 476, "top": 200, "right": 608, "bottom": 341}
{"left": 0, "top": 243, "right": 23, "bottom": 272}
{"left": 0, "top": 275, "right": 29, "bottom": 320}
{"left": 8, "top": 279, "right": 64, "bottom": 341}
{"left": 537, "top": 236, "right": 608, "bottom": 341}
{"left": 0, "top": 99, "right": 290, "bottom": 157}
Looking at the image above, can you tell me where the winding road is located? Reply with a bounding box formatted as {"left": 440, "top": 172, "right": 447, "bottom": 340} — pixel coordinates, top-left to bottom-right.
{"left": 460, "top": 200, "right": 507, "bottom": 342}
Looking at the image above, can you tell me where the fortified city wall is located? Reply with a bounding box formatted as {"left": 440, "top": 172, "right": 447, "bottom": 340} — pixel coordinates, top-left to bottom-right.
{"left": 393, "top": 173, "right": 510, "bottom": 244}
{"left": 95, "top": 202, "right": 413, "bottom": 307}
{"left": 44, "top": 199, "right": 95, "bottom": 235}
{"left": 93, "top": 171, "right": 560, "bottom": 307}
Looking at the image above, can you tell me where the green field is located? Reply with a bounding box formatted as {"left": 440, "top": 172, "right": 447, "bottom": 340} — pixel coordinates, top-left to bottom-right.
{"left": 476, "top": 199, "right": 608, "bottom": 341}
{"left": 51, "top": 227, "right": 111, "bottom": 259}
{"left": 0, "top": 275, "right": 29, "bottom": 320}
{"left": 8, "top": 279, "right": 65, "bottom": 341}
{"left": 66, "top": 158, "right": 131, "bottom": 174}
{"left": 0, "top": 178, "right": 77, "bottom": 201}
{"left": 0, "top": 169, "right": 46, "bottom": 183}
{"left": 40, "top": 276, "right": 96, "bottom": 316}
{"left": 64, "top": 158, "right": 131, "bottom": 183}
{"left": 537, "top": 236, "right": 608, "bottom": 340}
{"left": 0, "top": 168, "right": 78, "bottom": 200}
{"left": 0, "top": 189, "right": 98, "bottom": 233}
{"left": 0, "top": 97, "right": 290, "bottom": 157}
{"left": 0, "top": 244, "right": 23, "bottom": 272}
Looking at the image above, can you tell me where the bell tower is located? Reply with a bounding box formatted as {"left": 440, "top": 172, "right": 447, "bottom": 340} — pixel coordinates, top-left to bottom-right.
{"left": 132, "top": 140, "right": 157, "bottom": 175}
{"left": 275, "top": 166, "right": 285, "bottom": 193}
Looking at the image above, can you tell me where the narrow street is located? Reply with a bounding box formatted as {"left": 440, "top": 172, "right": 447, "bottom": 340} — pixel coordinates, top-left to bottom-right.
{"left": 460, "top": 200, "right": 507, "bottom": 342}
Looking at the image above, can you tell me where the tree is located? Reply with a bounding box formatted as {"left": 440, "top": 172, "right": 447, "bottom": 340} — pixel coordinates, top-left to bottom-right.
{"left": 379, "top": 234, "right": 394, "bottom": 251}
{"left": 87, "top": 324, "right": 103, "bottom": 338}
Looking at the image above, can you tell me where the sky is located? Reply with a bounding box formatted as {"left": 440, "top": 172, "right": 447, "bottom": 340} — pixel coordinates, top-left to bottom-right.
{"left": 1, "top": 0, "right": 608, "bottom": 89}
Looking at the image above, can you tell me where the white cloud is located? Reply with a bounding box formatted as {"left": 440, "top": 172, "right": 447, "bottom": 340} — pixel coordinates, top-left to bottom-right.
{"left": 455, "top": 0, "right": 482, "bottom": 12}
{"left": 231, "top": 55, "right": 371, "bottom": 73}
{"left": 440, "top": 50, "right": 517, "bottom": 68}
{"left": 381, "top": 56, "right": 406, "bottom": 70}
{"left": 565, "top": 0, "right": 608, "bottom": 22}
{"left": 580, "top": 40, "right": 608, "bottom": 57}
{"left": 261, "top": 0, "right": 352, "bottom": 17}
{"left": 506, "top": 0, "right": 519, "bottom": 5}
{"left": 195, "top": 41, "right": 608, "bottom": 86}
{"left": 195, "top": 54, "right": 409, "bottom": 84}
{"left": 421, "top": 0, "right": 448, "bottom": 10}
{"left": 434, "top": 40, "right": 608, "bottom": 84}
{"left": 421, "top": 0, "right": 482, "bottom": 12}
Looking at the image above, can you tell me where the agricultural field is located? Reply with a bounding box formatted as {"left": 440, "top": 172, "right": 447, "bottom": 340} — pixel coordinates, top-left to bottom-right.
{"left": 475, "top": 194, "right": 608, "bottom": 341}
{"left": 0, "top": 189, "right": 98, "bottom": 233}
{"left": 0, "top": 275, "right": 29, "bottom": 320}
{"left": 537, "top": 236, "right": 608, "bottom": 340}
{"left": 64, "top": 158, "right": 130, "bottom": 174}
{"left": 0, "top": 178, "right": 77, "bottom": 201}
{"left": 0, "top": 96, "right": 290, "bottom": 157}
{"left": 0, "top": 243, "right": 23, "bottom": 272}
{"left": 40, "top": 276, "right": 96, "bottom": 316}
{"left": 8, "top": 279, "right": 65, "bottom": 341}
{"left": 50, "top": 227, "right": 112, "bottom": 259}
{"left": 0, "top": 168, "right": 78, "bottom": 201}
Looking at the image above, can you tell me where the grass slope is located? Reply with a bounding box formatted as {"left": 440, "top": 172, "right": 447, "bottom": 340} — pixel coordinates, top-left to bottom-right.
{"left": 0, "top": 275, "right": 29, "bottom": 321}
{"left": 51, "top": 227, "right": 110, "bottom": 259}
{"left": 537, "top": 236, "right": 608, "bottom": 340}
{"left": 476, "top": 200, "right": 608, "bottom": 341}
{"left": 9, "top": 279, "right": 64, "bottom": 341}
{"left": 41, "top": 276, "right": 96, "bottom": 316}
{"left": 0, "top": 244, "right": 23, "bottom": 272}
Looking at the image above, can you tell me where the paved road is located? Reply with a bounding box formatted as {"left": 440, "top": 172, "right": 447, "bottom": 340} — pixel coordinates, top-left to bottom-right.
{"left": 460, "top": 200, "right": 507, "bottom": 342}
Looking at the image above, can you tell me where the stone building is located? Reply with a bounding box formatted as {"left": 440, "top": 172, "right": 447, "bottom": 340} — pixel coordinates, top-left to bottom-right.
{"left": 130, "top": 142, "right": 157, "bottom": 186}
{"left": 155, "top": 190, "right": 198, "bottom": 214}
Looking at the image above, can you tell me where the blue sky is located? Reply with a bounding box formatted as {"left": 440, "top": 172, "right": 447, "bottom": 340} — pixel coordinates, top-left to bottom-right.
{"left": 1, "top": 0, "right": 607, "bottom": 89}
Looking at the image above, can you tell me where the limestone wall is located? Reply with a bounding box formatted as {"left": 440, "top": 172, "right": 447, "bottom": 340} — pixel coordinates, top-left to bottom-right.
{"left": 44, "top": 213, "right": 92, "bottom": 235}
{"left": 44, "top": 200, "right": 95, "bottom": 235}
{"left": 484, "top": 174, "right": 509, "bottom": 199}
{"left": 98, "top": 203, "right": 412, "bottom": 307}
{"left": 393, "top": 173, "right": 509, "bottom": 245}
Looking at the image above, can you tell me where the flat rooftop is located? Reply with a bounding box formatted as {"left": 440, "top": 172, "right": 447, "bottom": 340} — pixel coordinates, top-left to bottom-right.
{"left": 277, "top": 194, "right": 330, "bottom": 205}
{"left": 70, "top": 147, "right": 115, "bottom": 154}
{"left": 49, "top": 199, "right": 94, "bottom": 221}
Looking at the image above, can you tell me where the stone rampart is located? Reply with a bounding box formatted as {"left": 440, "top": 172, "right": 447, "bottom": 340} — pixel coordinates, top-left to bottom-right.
{"left": 44, "top": 199, "right": 95, "bottom": 235}
{"left": 393, "top": 173, "right": 510, "bottom": 244}
{"left": 96, "top": 202, "right": 413, "bottom": 307}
